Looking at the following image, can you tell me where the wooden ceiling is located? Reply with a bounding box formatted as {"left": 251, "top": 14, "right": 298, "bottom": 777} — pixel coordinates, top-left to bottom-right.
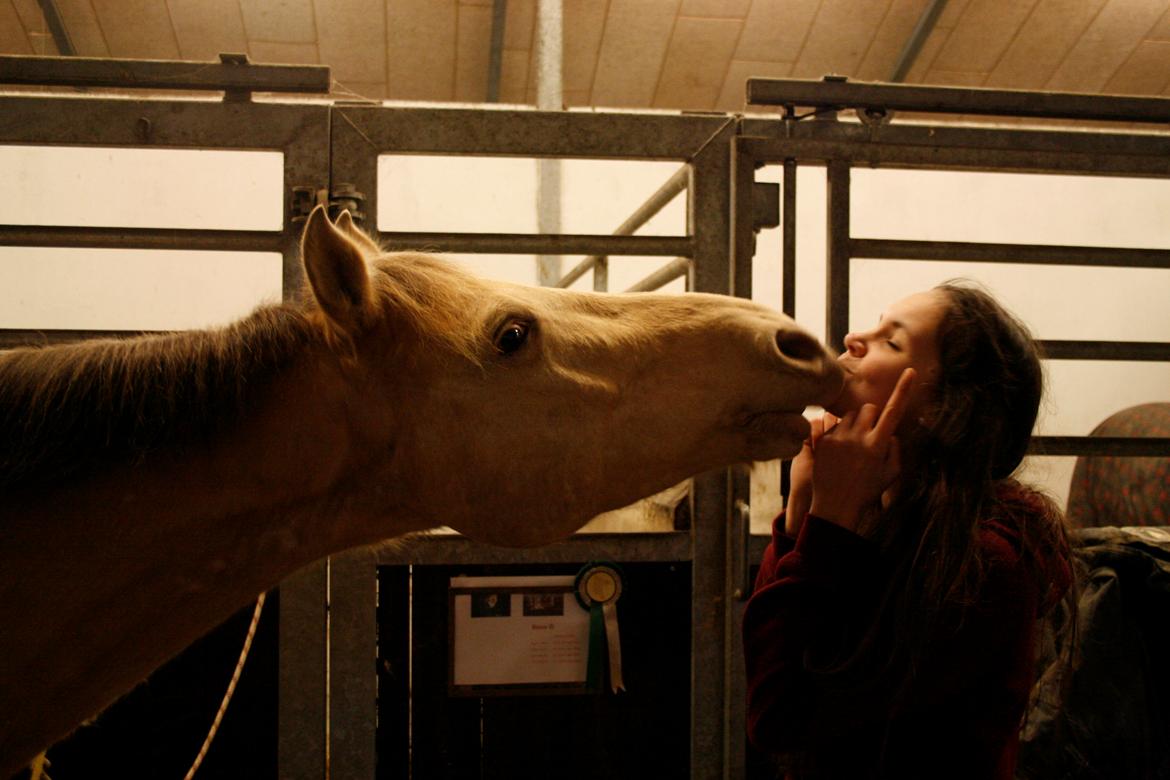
{"left": 4, "top": 0, "right": 1170, "bottom": 113}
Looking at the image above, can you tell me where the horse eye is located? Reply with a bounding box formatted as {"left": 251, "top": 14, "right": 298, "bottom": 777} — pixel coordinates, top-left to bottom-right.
{"left": 495, "top": 321, "right": 530, "bottom": 354}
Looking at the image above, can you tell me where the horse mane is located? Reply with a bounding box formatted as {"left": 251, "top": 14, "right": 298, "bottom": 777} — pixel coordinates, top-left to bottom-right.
{"left": 0, "top": 304, "right": 321, "bottom": 493}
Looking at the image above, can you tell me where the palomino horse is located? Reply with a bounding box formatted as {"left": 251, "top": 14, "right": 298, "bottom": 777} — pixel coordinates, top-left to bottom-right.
{"left": 0, "top": 205, "right": 841, "bottom": 773}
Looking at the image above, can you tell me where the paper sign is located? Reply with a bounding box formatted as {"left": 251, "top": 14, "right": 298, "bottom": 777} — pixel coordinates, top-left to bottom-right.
{"left": 449, "top": 575, "right": 591, "bottom": 695}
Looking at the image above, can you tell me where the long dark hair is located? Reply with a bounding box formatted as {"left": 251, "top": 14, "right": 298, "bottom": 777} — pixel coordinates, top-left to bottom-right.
{"left": 827, "top": 281, "right": 1076, "bottom": 695}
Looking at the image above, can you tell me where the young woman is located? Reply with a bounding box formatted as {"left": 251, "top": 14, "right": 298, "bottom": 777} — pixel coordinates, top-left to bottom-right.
{"left": 743, "top": 282, "right": 1074, "bottom": 779}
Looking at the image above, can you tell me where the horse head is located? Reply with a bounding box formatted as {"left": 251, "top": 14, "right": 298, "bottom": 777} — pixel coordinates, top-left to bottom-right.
{"left": 300, "top": 206, "right": 842, "bottom": 547}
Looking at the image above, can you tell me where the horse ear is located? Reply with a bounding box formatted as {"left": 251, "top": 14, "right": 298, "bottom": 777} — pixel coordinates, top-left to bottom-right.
{"left": 301, "top": 205, "right": 375, "bottom": 336}
{"left": 334, "top": 209, "right": 382, "bottom": 255}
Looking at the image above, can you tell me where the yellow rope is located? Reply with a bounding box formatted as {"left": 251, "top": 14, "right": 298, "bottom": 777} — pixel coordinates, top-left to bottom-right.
{"left": 182, "top": 592, "right": 267, "bottom": 780}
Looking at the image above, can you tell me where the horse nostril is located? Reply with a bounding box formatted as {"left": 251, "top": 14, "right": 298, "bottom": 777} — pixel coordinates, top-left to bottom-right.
{"left": 775, "top": 329, "right": 823, "bottom": 363}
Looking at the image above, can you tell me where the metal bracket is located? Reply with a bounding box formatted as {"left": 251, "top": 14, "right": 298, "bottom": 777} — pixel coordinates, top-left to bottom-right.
{"left": 290, "top": 186, "right": 328, "bottom": 225}
{"left": 752, "top": 182, "right": 779, "bottom": 232}
{"left": 219, "top": 53, "right": 252, "bottom": 102}
{"left": 327, "top": 184, "right": 366, "bottom": 223}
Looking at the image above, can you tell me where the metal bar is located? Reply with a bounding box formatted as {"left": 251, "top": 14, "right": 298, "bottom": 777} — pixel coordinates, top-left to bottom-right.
{"left": 0, "top": 95, "right": 329, "bottom": 150}
{"left": 486, "top": 0, "right": 507, "bottom": 102}
{"left": 624, "top": 257, "right": 690, "bottom": 292}
{"left": 376, "top": 531, "right": 691, "bottom": 565}
{"left": 782, "top": 160, "right": 797, "bottom": 318}
{"left": 1029, "top": 436, "right": 1170, "bottom": 457}
{"left": 687, "top": 118, "right": 739, "bottom": 780}
{"left": 850, "top": 238, "right": 1170, "bottom": 269}
{"left": 746, "top": 76, "right": 1170, "bottom": 124}
{"left": 0, "top": 54, "right": 330, "bottom": 93}
{"left": 333, "top": 105, "right": 731, "bottom": 159}
{"left": 35, "top": 0, "right": 76, "bottom": 57}
{"left": 556, "top": 164, "right": 690, "bottom": 287}
{"left": 1038, "top": 340, "right": 1170, "bottom": 361}
{"left": 730, "top": 137, "right": 755, "bottom": 300}
{"left": 0, "top": 329, "right": 164, "bottom": 349}
{"left": 378, "top": 231, "right": 692, "bottom": 256}
{"left": 826, "top": 160, "right": 851, "bottom": 353}
{"left": 888, "top": 0, "right": 947, "bottom": 82}
{"left": 743, "top": 113, "right": 1170, "bottom": 161}
{"left": 0, "top": 225, "right": 284, "bottom": 252}
{"left": 327, "top": 548, "right": 377, "bottom": 780}
{"left": 279, "top": 562, "right": 328, "bottom": 780}
{"left": 735, "top": 134, "right": 1170, "bottom": 178}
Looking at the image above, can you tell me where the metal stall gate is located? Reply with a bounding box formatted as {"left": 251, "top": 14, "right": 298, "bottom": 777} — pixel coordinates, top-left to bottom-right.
{"left": 302, "top": 106, "right": 753, "bottom": 780}
{"left": 728, "top": 77, "right": 1170, "bottom": 779}
{"left": 1, "top": 57, "right": 756, "bottom": 780}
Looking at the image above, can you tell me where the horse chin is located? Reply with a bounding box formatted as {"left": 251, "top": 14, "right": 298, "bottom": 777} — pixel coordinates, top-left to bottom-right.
{"left": 740, "top": 410, "right": 811, "bottom": 461}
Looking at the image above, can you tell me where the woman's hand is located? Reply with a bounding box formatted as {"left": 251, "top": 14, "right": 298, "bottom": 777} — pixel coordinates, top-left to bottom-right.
{"left": 807, "top": 368, "right": 916, "bottom": 532}
{"left": 784, "top": 414, "right": 828, "bottom": 536}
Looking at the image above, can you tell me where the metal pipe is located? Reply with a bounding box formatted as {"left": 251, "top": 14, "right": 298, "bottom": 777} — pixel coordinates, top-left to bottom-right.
{"left": 535, "top": 0, "right": 563, "bottom": 286}
{"left": 1038, "top": 340, "right": 1170, "bottom": 361}
{"left": 624, "top": 257, "right": 690, "bottom": 292}
{"left": 746, "top": 77, "right": 1170, "bottom": 124}
{"left": 1029, "top": 437, "right": 1170, "bottom": 457}
{"left": 888, "top": 0, "right": 947, "bottom": 82}
{"left": 825, "top": 160, "right": 851, "bottom": 353}
{"left": 35, "top": 0, "right": 75, "bottom": 56}
{"left": 378, "top": 230, "right": 692, "bottom": 256}
{"left": 0, "top": 225, "right": 283, "bottom": 251}
{"left": 0, "top": 54, "right": 331, "bottom": 93}
{"left": 850, "top": 238, "right": 1170, "bottom": 269}
{"left": 556, "top": 164, "right": 689, "bottom": 287}
{"left": 486, "top": 0, "right": 507, "bottom": 102}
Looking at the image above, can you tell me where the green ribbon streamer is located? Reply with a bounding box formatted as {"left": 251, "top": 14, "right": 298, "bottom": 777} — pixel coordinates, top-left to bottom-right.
{"left": 586, "top": 602, "right": 605, "bottom": 691}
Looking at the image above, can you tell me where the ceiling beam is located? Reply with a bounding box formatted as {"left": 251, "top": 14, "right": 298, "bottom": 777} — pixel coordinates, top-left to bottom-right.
{"left": 888, "top": 0, "right": 948, "bottom": 82}
{"left": 35, "top": 0, "right": 75, "bottom": 56}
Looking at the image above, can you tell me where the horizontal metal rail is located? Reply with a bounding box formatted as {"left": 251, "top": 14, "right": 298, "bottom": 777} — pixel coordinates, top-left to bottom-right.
{"left": 850, "top": 238, "right": 1170, "bottom": 269}
{"left": 1029, "top": 436, "right": 1170, "bottom": 457}
{"left": 625, "top": 257, "right": 691, "bottom": 292}
{"left": 1039, "top": 341, "right": 1170, "bottom": 361}
{"left": 0, "top": 53, "right": 330, "bottom": 93}
{"left": 0, "top": 225, "right": 283, "bottom": 252}
{"left": 746, "top": 77, "right": 1170, "bottom": 124}
{"left": 557, "top": 164, "right": 690, "bottom": 288}
{"left": 735, "top": 134, "right": 1170, "bottom": 178}
{"left": 377, "top": 231, "right": 692, "bottom": 256}
{"left": 376, "top": 531, "right": 691, "bottom": 565}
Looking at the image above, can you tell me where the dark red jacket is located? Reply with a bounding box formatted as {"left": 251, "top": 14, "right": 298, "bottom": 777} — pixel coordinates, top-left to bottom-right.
{"left": 743, "top": 490, "right": 1070, "bottom": 779}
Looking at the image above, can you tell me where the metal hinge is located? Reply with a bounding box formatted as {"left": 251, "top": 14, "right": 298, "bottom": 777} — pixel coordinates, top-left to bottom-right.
{"left": 289, "top": 184, "right": 367, "bottom": 225}
{"left": 327, "top": 183, "right": 366, "bottom": 223}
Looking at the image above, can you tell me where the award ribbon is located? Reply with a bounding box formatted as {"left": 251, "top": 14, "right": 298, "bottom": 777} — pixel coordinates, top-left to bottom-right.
{"left": 574, "top": 562, "right": 626, "bottom": 693}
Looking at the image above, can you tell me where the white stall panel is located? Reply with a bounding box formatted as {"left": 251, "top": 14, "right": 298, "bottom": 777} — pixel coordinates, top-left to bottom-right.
{"left": 0, "top": 248, "right": 283, "bottom": 331}
{"left": 0, "top": 146, "right": 283, "bottom": 231}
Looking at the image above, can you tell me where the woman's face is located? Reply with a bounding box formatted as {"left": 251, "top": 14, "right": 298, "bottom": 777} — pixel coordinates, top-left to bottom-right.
{"left": 826, "top": 289, "right": 946, "bottom": 420}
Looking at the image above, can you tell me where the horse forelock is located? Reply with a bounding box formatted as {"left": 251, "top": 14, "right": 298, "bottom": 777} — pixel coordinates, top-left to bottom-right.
{"left": 368, "top": 252, "right": 490, "bottom": 366}
{"left": 0, "top": 304, "right": 321, "bottom": 493}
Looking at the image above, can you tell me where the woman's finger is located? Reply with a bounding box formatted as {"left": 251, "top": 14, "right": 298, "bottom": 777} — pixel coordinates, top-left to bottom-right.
{"left": 873, "top": 367, "right": 917, "bottom": 440}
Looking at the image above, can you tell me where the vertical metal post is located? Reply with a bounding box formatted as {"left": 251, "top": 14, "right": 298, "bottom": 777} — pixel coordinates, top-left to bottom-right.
{"left": 279, "top": 563, "right": 328, "bottom": 780}
{"left": 278, "top": 103, "right": 333, "bottom": 780}
{"left": 725, "top": 134, "right": 757, "bottom": 780}
{"left": 535, "top": 0, "right": 563, "bottom": 287}
{"left": 302, "top": 107, "right": 381, "bottom": 779}
{"left": 826, "top": 160, "right": 851, "bottom": 353}
{"left": 688, "top": 117, "right": 738, "bottom": 780}
{"left": 327, "top": 548, "right": 378, "bottom": 779}
{"left": 486, "top": 0, "right": 508, "bottom": 102}
{"left": 781, "top": 160, "right": 797, "bottom": 319}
